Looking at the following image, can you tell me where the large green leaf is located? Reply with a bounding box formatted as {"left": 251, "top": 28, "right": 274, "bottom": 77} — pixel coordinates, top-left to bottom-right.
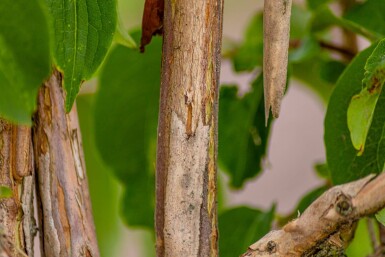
{"left": 218, "top": 75, "right": 271, "bottom": 188}
{"left": 45, "top": 0, "right": 117, "bottom": 111}
{"left": 0, "top": 0, "right": 51, "bottom": 124}
{"left": 219, "top": 206, "right": 274, "bottom": 257}
{"left": 325, "top": 43, "right": 385, "bottom": 184}
{"left": 344, "top": 0, "right": 385, "bottom": 37}
{"left": 77, "top": 95, "right": 121, "bottom": 257}
{"left": 347, "top": 39, "right": 385, "bottom": 155}
{"left": 94, "top": 33, "right": 161, "bottom": 228}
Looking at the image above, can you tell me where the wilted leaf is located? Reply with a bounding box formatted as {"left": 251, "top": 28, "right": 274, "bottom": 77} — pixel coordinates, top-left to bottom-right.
{"left": 325, "top": 43, "right": 385, "bottom": 184}
{"left": 0, "top": 0, "right": 51, "bottom": 124}
{"left": 45, "top": 0, "right": 117, "bottom": 111}
{"left": 219, "top": 75, "right": 271, "bottom": 188}
{"left": 219, "top": 206, "right": 275, "bottom": 257}
{"left": 94, "top": 32, "right": 161, "bottom": 228}
{"left": 347, "top": 39, "right": 385, "bottom": 155}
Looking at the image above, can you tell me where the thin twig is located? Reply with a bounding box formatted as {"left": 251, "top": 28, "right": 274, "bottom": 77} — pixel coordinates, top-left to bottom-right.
{"left": 319, "top": 41, "right": 356, "bottom": 59}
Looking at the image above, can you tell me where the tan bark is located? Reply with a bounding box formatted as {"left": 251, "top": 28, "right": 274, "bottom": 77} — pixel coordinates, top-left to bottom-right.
{"left": 263, "top": 0, "right": 292, "bottom": 122}
{"left": 33, "top": 71, "right": 99, "bottom": 257}
{"left": 155, "top": 0, "right": 223, "bottom": 256}
{"left": 241, "top": 173, "right": 385, "bottom": 257}
{"left": 0, "top": 122, "right": 35, "bottom": 257}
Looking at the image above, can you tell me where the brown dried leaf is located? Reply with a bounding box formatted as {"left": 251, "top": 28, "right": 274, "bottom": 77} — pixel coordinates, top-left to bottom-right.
{"left": 140, "top": 0, "right": 164, "bottom": 52}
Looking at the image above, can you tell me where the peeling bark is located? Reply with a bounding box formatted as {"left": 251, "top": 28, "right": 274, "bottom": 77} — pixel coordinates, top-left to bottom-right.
{"left": 263, "top": 0, "right": 292, "bottom": 123}
{"left": 0, "top": 121, "right": 35, "bottom": 257}
{"left": 33, "top": 71, "right": 99, "bottom": 257}
{"left": 241, "top": 173, "right": 385, "bottom": 257}
{"left": 155, "top": 0, "right": 223, "bottom": 256}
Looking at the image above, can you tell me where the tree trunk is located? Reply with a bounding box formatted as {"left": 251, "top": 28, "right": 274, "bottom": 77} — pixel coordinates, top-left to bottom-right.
{"left": 155, "top": 0, "right": 224, "bottom": 256}
{"left": 0, "top": 122, "right": 35, "bottom": 257}
{"left": 33, "top": 71, "right": 99, "bottom": 257}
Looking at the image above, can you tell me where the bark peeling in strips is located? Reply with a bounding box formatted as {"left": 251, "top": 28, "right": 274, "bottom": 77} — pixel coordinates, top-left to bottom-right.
{"left": 0, "top": 121, "right": 35, "bottom": 257}
{"left": 155, "top": 0, "right": 223, "bottom": 256}
{"left": 33, "top": 71, "right": 99, "bottom": 257}
{"left": 263, "top": 0, "right": 292, "bottom": 123}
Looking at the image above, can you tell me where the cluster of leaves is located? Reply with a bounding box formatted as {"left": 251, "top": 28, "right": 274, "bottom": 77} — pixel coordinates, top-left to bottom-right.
{"left": 3, "top": 0, "right": 385, "bottom": 256}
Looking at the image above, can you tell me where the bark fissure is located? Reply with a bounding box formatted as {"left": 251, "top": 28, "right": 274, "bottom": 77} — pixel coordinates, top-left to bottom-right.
{"left": 33, "top": 71, "right": 99, "bottom": 257}
{"left": 0, "top": 122, "right": 35, "bottom": 257}
{"left": 155, "top": 0, "right": 223, "bottom": 256}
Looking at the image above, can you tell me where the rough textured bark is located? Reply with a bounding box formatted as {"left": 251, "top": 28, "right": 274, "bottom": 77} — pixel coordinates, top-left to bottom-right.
{"left": 241, "top": 173, "right": 385, "bottom": 257}
{"left": 33, "top": 71, "right": 99, "bottom": 257}
{"left": 0, "top": 121, "right": 35, "bottom": 257}
{"left": 155, "top": 0, "right": 223, "bottom": 256}
{"left": 263, "top": 0, "right": 292, "bottom": 122}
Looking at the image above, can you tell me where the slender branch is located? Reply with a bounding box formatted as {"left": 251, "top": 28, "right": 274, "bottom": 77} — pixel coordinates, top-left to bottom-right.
{"left": 33, "top": 71, "right": 99, "bottom": 257}
{"left": 155, "top": 0, "right": 223, "bottom": 256}
{"left": 241, "top": 173, "right": 385, "bottom": 257}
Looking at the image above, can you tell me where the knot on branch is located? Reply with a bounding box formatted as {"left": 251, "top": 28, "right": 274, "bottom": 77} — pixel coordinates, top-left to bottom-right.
{"left": 335, "top": 195, "right": 353, "bottom": 217}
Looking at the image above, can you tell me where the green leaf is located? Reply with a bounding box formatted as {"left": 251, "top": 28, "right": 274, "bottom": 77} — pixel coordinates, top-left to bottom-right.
{"left": 314, "top": 162, "right": 330, "bottom": 179}
{"left": 290, "top": 5, "right": 312, "bottom": 40}
{"left": 77, "top": 95, "right": 121, "bottom": 257}
{"left": 348, "top": 39, "right": 385, "bottom": 155}
{"left": 319, "top": 60, "right": 346, "bottom": 84}
{"left": 94, "top": 32, "right": 161, "bottom": 228}
{"left": 310, "top": 6, "right": 379, "bottom": 41}
{"left": 291, "top": 56, "right": 334, "bottom": 103}
{"left": 231, "top": 13, "right": 263, "bottom": 72}
{"left": 289, "top": 36, "right": 320, "bottom": 63}
{"left": 344, "top": 0, "right": 385, "bottom": 37}
{"left": 219, "top": 206, "right": 275, "bottom": 257}
{"left": 0, "top": 186, "right": 12, "bottom": 199}
{"left": 306, "top": 0, "right": 334, "bottom": 10}
{"left": 114, "top": 20, "right": 137, "bottom": 49}
{"left": 218, "top": 75, "right": 271, "bottom": 188}
{"left": 45, "top": 0, "right": 117, "bottom": 112}
{"left": 231, "top": 5, "right": 311, "bottom": 72}
{"left": 0, "top": 0, "right": 51, "bottom": 124}
{"left": 345, "top": 219, "right": 373, "bottom": 257}
{"left": 325, "top": 43, "right": 385, "bottom": 184}
{"left": 376, "top": 208, "right": 385, "bottom": 226}
{"left": 295, "top": 186, "right": 328, "bottom": 214}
